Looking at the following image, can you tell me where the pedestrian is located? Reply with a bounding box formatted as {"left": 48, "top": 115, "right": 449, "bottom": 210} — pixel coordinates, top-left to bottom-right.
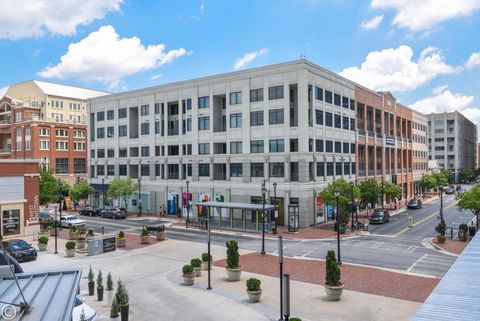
{"left": 162, "top": 204, "right": 166, "bottom": 216}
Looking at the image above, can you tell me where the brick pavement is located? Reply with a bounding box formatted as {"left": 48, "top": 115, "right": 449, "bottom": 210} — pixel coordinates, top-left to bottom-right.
{"left": 432, "top": 238, "right": 469, "bottom": 255}
{"left": 214, "top": 252, "right": 439, "bottom": 303}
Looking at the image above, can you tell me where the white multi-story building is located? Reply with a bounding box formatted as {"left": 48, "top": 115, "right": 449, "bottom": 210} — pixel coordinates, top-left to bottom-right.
{"left": 412, "top": 110, "right": 428, "bottom": 195}
{"left": 88, "top": 60, "right": 357, "bottom": 228}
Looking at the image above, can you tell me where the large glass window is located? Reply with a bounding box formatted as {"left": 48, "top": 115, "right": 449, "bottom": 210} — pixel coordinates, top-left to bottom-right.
{"left": 334, "top": 94, "right": 341, "bottom": 106}
{"left": 325, "top": 112, "right": 333, "bottom": 127}
{"left": 269, "top": 162, "right": 284, "bottom": 177}
{"left": 251, "top": 163, "right": 264, "bottom": 177}
{"left": 107, "top": 149, "right": 114, "bottom": 158}
{"left": 199, "top": 117, "right": 210, "bottom": 130}
{"left": 315, "top": 86, "right": 323, "bottom": 101}
{"left": 335, "top": 142, "right": 341, "bottom": 153}
{"left": 119, "top": 148, "right": 127, "bottom": 157}
{"left": 317, "top": 162, "right": 325, "bottom": 177}
{"left": 119, "top": 108, "right": 127, "bottom": 118}
{"left": 97, "top": 149, "right": 105, "bottom": 158}
{"left": 269, "top": 139, "right": 284, "bottom": 153}
{"left": 97, "top": 111, "right": 104, "bottom": 121}
{"left": 342, "top": 97, "right": 349, "bottom": 109}
{"left": 316, "top": 139, "right": 323, "bottom": 152}
{"left": 326, "top": 162, "right": 334, "bottom": 176}
{"left": 343, "top": 116, "right": 349, "bottom": 130}
{"left": 73, "top": 159, "right": 85, "bottom": 173}
{"left": 229, "top": 91, "right": 242, "bottom": 105}
{"left": 141, "top": 164, "right": 150, "bottom": 176}
{"left": 269, "top": 109, "right": 284, "bottom": 125}
{"left": 268, "top": 85, "right": 284, "bottom": 100}
{"left": 107, "top": 126, "right": 114, "bottom": 138}
{"left": 97, "top": 127, "right": 104, "bottom": 139}
{"left": 141, "top": 104, "right": 149, "bottom": 116}
{"left": 119, "top": 125, "right": 127, "bottom": 137}
{"left": 315, "top": 109, "right": 323, "bottom": 125}
{"left": 107, "top": 110, "right": 114, "bottom": 120}
{"left": 250, "top": 111, "right": 264, "bottom": 126}
{"left": 199, "top": 164, "right": 210, "bottom": 177}
{"left": 334, "top": 114, "right": 341, "bottom": 128}
{"left": 325, "top": 90, "right": 332, "bottom": 104}
{"left": 230, "top": 113, "right": 242, "bottom": 128}
{"left": 119, "top": 165, "right": 127, "bottom": 176}
{"left": 141, "top": 123, "right": 150, "bottom": 135}
{"left": 250, "top": 88, "right": 264, "bottom": 102}
{"left": 198, "top": 143, "right": 210, "bottom": 155}
{"left": 198, "top": 96, "right": 209, "bottom": 109}
{"left": 251, "top": 140, "right": 264, "bottom": 153}
{"left": 107, "top": 165, "right": 115, "bottom": 176}
{"left": 230, "top": 163, "right": 243, "bottom": 177}
{"left": 55, "top": 158, "right": 68, "bottom": 174}
{"left": 325, "top": 140, "right": 333, "bottom": 153}
{"left": 141, "top": 146, "right": 150, "bottom": 156}
{"left": 97, "top": 165, "right": 105, "bottom": 176}
{"left": 230, "top": 141, "right": 242, "bottom": 154}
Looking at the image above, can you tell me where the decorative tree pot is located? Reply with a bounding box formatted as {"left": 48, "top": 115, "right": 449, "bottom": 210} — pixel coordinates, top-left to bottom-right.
{"left": 202, "top": 262, "right": 211, "bottom": 271}
{"left": 226, "top": 267, "right": 242, "bottom": 282}
{"left": 38, "top": 243, "right": 47, "bottom": 251}
{"left": 76, "top": 239, "right": 87, "bottom": 250}
{"left": 97, "top": 287, "right": 104, "bottom": 301}
{"left": 458, "top": 231, "right": 468, "bottom": 242}
{"left": 338, "top": 225, "right": 346, "bottom": 234}
{"left": 117, "top": 238, "right": 126, "bottom": 247}
{"left": 437, "top": 235, "right": 446, "bottom": 244}
{"left": 105, "top": 290, "right": 114, "bottom": 306}
{"left": 69, "top": 232, "right": 78, "bottom": 240}
{"left": 156, "top": 231, "right": 166, "bottom": 241}
{"left": 247, "top": 290, "right": 262, "bottom": 303}
{"left": 88, "top": 281, "right": 95, "bottom": 296}
{"left": 140, "top": 235, "right": 150, "bottom": 244}
{"left": 111, "top": 317, "right": 120, "bottom": 321}
{"left": 65, "top": 249, "right": 75, "bottom": 257}
{"left": 193, "top": 267, "right": 202, "bottom": 277}
{"left": 120, "top": 304, "right": 129, "bottom": 321}
{"left": 182, "top": 274, "right": 195, "bottom": 286}
{"left": 325, "top": 284, "right": 344, "bottom": 301}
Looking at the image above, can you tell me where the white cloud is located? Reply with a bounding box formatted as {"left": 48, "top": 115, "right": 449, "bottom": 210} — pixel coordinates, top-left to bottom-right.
{"left": 338, "top": 45, "right": 457, "bottom": 92}
{"left": 411, "top": 90, "right": 474, "bottom": 114}
{"left": 360, "top": 15, "right": 384, "bottom": 30}
{"left": 432, "top": 85, "right": 448, "bottom": 95}
{"left": 200, "top": 3, "right": 205, "bottom": 14}
{"left": 371, "top": 0, "right": 480, "bottom": 31}
{"left": 38, "top": 25, "right": 187, "bottom": 86}
{"left": 0, "top": 86, "right": 8, "bottom": 98}
{"left": 150, "top": 74, "right": 163, "bottom": 80}
{"left": 234, "top": 48, "right": 269, "bottom": 70}
{"left": 466, "top": 52, "right": 480, "bottom": 69}
{"left": 0, "top": 0, "right": 122, "bottom": 40}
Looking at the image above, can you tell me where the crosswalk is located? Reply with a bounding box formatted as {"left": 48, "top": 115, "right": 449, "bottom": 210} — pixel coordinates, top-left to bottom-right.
{"left": 341, "top": 238, "right": 422, "bottom": 254}
{"left": 407, "top": 254, "right": 457, "bottom": 277}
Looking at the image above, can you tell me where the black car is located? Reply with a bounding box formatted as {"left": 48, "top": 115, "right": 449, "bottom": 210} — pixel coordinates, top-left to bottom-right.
{"left": 369, "top": 209, "right": 390, "bottom": 224}
{"left": 39, "top": 211, "right": 51, "bottom": 222}
{"left": 100, "top": 207, "right": 127, "bottom": 219}
{"left": 1, "top": 239, "right": 37, "bottom": 262}
{"left": 407, "top": 198, "right": 422, "bottom": 209}
{"left": 79, "top": 207, "right": 101, "bottom": 217}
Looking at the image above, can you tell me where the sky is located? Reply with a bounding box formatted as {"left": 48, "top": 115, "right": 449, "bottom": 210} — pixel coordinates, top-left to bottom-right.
{"left": 0, "top": 0, "right": 479, "bottom": 131}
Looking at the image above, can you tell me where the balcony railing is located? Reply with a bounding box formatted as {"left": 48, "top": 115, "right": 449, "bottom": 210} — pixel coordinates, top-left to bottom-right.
{"left": 0, "top": 148, "right": 11, "bottom": 153}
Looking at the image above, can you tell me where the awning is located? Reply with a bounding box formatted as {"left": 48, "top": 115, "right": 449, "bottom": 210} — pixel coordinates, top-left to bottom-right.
{"left": 194, "top": 201, "right": 276, "bottom": 211}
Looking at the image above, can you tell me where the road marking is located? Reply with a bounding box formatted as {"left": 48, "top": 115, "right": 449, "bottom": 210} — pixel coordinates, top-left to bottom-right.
{"left": 301, "top": 250, "right": 314, "bottom": 257}
{"left": 407, "top": 254, "right": 428, "bottom": 272}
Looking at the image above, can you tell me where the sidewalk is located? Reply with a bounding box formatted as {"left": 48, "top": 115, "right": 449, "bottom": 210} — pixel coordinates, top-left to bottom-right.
{"left": 430, "top": 237, "right": 469, "bottom": 256}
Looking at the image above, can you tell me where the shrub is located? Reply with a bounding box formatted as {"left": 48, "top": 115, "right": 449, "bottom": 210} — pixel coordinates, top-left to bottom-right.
{"left": 115, "top": 280, "right": 124, "bottom": 303}
{"left": 118, "top": 288, "right": 129, "bottom": 306}
{"left": 191, "top": 258, "right": 202, "bottom": 268}
{"left": 65, "top": 241, "right": 76, "bottom": 250}
{"left": 459, "top": 223, "right": 468, "bottom": 232}
{"left": 157, "top": 225, "right": 165, "bottom": 232}
{"left": 201, "top": 253, "right": 212, "bottom": 262}
{"left": 325, "top": 250, "right": 341, "bottom": 286}
{"left": 289, "top": 318, "right": 302, "bottom": 321}
{"left": 226, "top": 240, "right": 239, "bottom": 269}
{"left": 88, "top": 265, "right": 94, "bottom": 283}
{"left": 38, "top": 236, "right": 49, "bottom": 245}
{"left": 435, "top": 219, "right": 446, "bottom": 236}
{"left": 87, "top": 229, "right": 94, "bottom": 237}
{"left": 182, "top": 264, "right": 194, "bottom": 275}
{"left": 106, "top": 272, "right": 113, "bottom": 291}
{"left": 77, "top": 225, "right": 87, "bottom": 236}
{"left": 118, "top": 231, "right": 125, "bottom": 239}
{"left": 70, "top": 226, "right": 77, "bottom": 233}
{"left": 110, "top": 297, "right": 119, "bottom": 318}
{"left": 246, "top": 278, "right": 261, "bottom": 291}
{"left": 97, "top": 270, "right": 103, "bottom": 289}
{"left": 141, "top": 227, "right": 149, "bottom": 236}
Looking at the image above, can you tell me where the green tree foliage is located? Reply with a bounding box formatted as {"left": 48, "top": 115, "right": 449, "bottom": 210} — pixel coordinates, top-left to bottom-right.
{"left": 70, "top": 181, "right": 95, "bottom": 205}
{"left": 226, "top": 240, "right": 240, "bottom": 269}
{"left": 383, "top": 181, "right": 402, "bottom": 200}
{"left": 461, "top": 168, "right": 475, "bottom": 182}
{"left": 435, "top": 218, "right": 446, "bottom": 236}
{"left": 39, "top": 168, "right": 59, "bottom": 205}
{"left": 420, "top": 175, "right": 437, "bottom": 191}
{"left": 107, "top": 177, "right": 138, "bottom": 211}
{"left": 433, "top": 171, "right": 449, "bottom": 187}
{"left": 457, "top": 184, "right": 480, "bottom": 217}
{"left": 319, "top": 178, "right": 360, "bottom": 211}
{"left": 325, "top": 250, "right": 341, "bottom": 286}
{"left": 359, "top": 179, "right": 380, "bottom": 209}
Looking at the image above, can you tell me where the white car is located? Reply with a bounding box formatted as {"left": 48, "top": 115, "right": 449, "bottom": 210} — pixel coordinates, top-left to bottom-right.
{"left": 72, "top": 297, "right": 97, "bottom": 321}
{"left": 59, "top": 215, "right": 86, "bottom": 228}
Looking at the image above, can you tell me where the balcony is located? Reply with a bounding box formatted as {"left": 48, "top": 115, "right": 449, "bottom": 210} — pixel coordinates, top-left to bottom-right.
{"left": 0, "top": 148, "right": 11, "bottom": 154}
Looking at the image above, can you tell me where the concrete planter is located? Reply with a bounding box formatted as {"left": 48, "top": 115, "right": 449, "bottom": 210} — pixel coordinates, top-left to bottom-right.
{"left": 140, "top": 235, "right": 150, "bottom": 244}
{"left": 38, "top": 231, "right": 50, "bottom": 239}
{"left": 226, "top": 267, "right": 242, "bottom": 282}
{"left": 202, "top": 262, "right": 211, "bottom": 271}
{"left": 458, "top": 230, "right": 468, "bottom": 242}
{"left": 76, "top": 239, "right": 87, "bottom": 250}
{"left": 325, "top": 284, "right": 344, "bottom": 301}
{"left": 65, "top": 249, "right": 75, "bottom": 257}
{"left": 68, "top": 232, "right": 78, "bottom": 240}
{"left": 437, "top": 235, "right": 446, "bottom": 244}
{"left": 38, "top": 242, "right": 47, "bottom": 251}
{"left": 117, "top": 238, "right": 126, "bottom": 247}
{"left": 182, "top": 274, "right": 195, "bottom": 286}
{"left": 156, "top": 231, "right": 166, "bottom": 241}
{"left": 193, "top": 267, "right": 202, "bottom": 277}
{"left": 247, "top": 290, "right": 262, "bottom": 303}
{"left": 105, "top": 290, "right": 114, "bottom": 306}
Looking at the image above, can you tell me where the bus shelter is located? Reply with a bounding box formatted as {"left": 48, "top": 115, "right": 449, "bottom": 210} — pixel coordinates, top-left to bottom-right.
{"left": 194, "top": 201, "right": 276, "bottom": 232}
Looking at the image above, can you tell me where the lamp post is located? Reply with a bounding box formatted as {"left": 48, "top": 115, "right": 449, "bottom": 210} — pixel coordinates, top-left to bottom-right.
{"left": 273, "top": 182, "right": 277, "bottom": 228}
{"left": 261, "top": 181, "right": 267, "bottom": 255}
{"left": 102, "top": 178, "right": 105, "bottom": 210}
{"left": 381, "top": 176, "right": 385, "bottom": 209}
{"left": 439, "top": 185, "right": 444, "bottom": 220}
{"left": 186, "top": 180, "right": 190, "bottom": 228}
{"left": 54, "top": 205, "right": 58, "bottom": 254}
{"left": 59, "top": 181, "right": 64, "bottom": 230}
{"left": 350, "top": 181, "right": 355, "bottom": 230}
{"left": 138, "top": 177, "right": 142, "bottom": 216}
{"left": 334, "top": 188, "right": 342, "bottom": 265}
{"left": 278, "top": 236, "right": 284, "bottom": 321}
{"left": 355, "top": 179, "right": 358, "bottom": 224}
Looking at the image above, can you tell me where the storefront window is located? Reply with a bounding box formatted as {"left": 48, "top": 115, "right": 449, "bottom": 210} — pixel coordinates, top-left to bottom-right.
{"left": 2, "top": 209, "right": 20, "bottom": 236}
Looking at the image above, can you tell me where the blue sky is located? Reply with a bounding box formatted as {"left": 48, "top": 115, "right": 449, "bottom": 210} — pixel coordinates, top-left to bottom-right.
{"left": 0, "top": 0, "right": 479, "bottom": 126}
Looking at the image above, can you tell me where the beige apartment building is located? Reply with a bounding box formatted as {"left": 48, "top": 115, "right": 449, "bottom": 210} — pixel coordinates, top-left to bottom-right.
{"left": 412, "top": 110, "right": 429, "bottom": 196}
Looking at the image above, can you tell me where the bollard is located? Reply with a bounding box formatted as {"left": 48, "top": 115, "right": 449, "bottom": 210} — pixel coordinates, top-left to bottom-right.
{"left": 408, "top": 216, "right": 413, "bottom": 228}
{"left": 102, "top": 225, "right": 105, "bottom": 235}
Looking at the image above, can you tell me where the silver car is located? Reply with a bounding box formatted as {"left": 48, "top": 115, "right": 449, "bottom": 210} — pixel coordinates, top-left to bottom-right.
{"left": 59, "top": 215, "right": 86, "bottom": 228}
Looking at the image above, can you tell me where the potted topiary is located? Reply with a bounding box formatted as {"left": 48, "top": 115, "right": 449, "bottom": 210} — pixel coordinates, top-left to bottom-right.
{"left": 97, "top": 270, "right": 104, "bottom": 302}
{"left": 325, "top": 250, "right": 343, "bottom": 301}
{"left": 118, "top": 287, "right": 129, "bottom": 321}
{"left": 226, "top": 240, "right": 241, "bottom": 281}
{"left": 201, "top": 253, "right": 212, "bottom": 270}
{"left": 110, "top": 297, "right": 120, "bottom": 320}
{"left": 182, "top": 264, "right": 195, "bottom": 285}
{"left": 469, "top": 224, "right": 476, "bottom": 238}
{"left": 105, "top": 272, "right": 114, "bottom": 306}
{"left": 40, "top": 219, "right": 50, "bottom": 234}
{"left": 458, "top": 224, "right": 468, "bottom": 242}
{"left": 38, "top": 236, "right": 48, "bottom": 251}
{"left": 69, "top": 226, "right": 78, "bottom": 240}
{"left": 156, "top": 225, "right": 166, "bottom": 241}
{"left": 115, "top": 280, "right": 124, "bottom": 307}
{"left": 435, "top": 219, "right": 446, "bottom": 244}
{"left": 191, "top": 258, "right": 202, "bottom": 277}
{"left": 76, "top": 226, "right": 87, "bottom": 250}
{"left": 65, "top": 241, "right": 76, "bottom": 257}
{"left": 246, "top": 278, "right": 262, "bottom": 303}
{"left": 87, "top": 228, "right": 95, "bottom": 240}
{"left": 88, "top": 265, "right": 95, "bottom": 296}
{"left": 117, "top": 231, "right": 126, "bottom": 248}
{"left": 140, "top": 227, "right": 150, "bottom": 244}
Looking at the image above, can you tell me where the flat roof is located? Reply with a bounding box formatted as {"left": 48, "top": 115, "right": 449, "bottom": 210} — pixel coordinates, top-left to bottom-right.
{"left": 0, "top": 269, "right": 81, "bottom": 321}
{"left": 195, "top": 201, "right": 276, "bottom": 211}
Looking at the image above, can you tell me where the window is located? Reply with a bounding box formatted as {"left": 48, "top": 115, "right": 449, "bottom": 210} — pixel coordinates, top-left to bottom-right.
{"left": 268, "top": 85, "right": 284, "bottom": 100}
{"left": 325, "top": 112, "right": 333, "bottom": 127}
{"left": 343, "top": 142, "right": 349, "bottom": 154}
{"left": 119, "top": 148, "right": 127, "bottom": 157}
{"left": 269, "top": 139, "right": 284, "bottom": 153}
{"left": 250, "top": 111, "right": 264, "bottom": 126}
{"left": 168, "top": 145, "right": 179, "bottom": 156}
{"left": 230, "top": 91, "right": 242, "bottom": 105}
{"left": 141, "top": 164, "right": 150, "bottom": 176}
{"left": 97, "top": 127, "right": 104, "bottom": 139}
{"left": 230, "top": 163, "right": 243, "bottom": 177}
{"left": 74, "top": 130, "right": 86, "bottom": 138}
{"left": 40, "top": 128, "right": 49, "bottom": 136}
{"left": 182, "top": 144, "right": 192, "bottom": 155}
{"left": 315, "top": 109, "right": 323, "bottom": 125}
{"left": 119, "top": 125, "right": 127, "bottom": 137}
{"left": 315, "top": 139, "right": 323, "bottom": 152}
{"left": 269, "top": 162, "right": 284, "bottom": 177}
{"left": 55, "top": 141, "right": 68, "bottom": 150}
{"left": 342, "top": 97, "right": 349, "bottom": 109}
{"left": 351, "top": 143, "right": 355, "bottom": 154}
{"left": 198, "top": 96, "right": 209, "bottom": 108}
{"left": 230, "top": 141, "right": 242, "bottom": 154}
{"left": 97, "top": 149, "right": 105, "bottom": 158}
{"left": 107, "top": 110, "right": 114, "bottom": 120}
{"left": 119, "top": 165, "right": 127, "bottom": 176}
{"left": 290, "top": 138, "right": 298, "bottom": 152}
{"left": 40, "top": 140, "right": 49, "bottom": 150}
{"left": 56, "top": 129, "right": 68, "bottom": 137}
{"left": 350, "top": 99, "right": 355, "bottom": 111}
{"left": 251, "top": 163, "right": 264, "bottom": 177}
{"left": 185, "top": 99, "right": 192, "bottom": 111}
{"left": 334, "top": 114, "right": 341, "bottom": 128}
{"left": 325, "top": 90, "right": 332, "bottom": 104}
{"left": 315, "top": 86, "right": 323, "bottom": 101}
{"left": 74, "top": 142, "right": 86, "bottom": 151}
{"left": 199, "top": 164, "right": 210, "bottom": 177}
{"left": 335, "top": 142, "right": 341, "bottom": 153}
{"left": 199, "top": 143, "right": 210, "bottom": 155}
{"left": 107, "top": 149, "right": 114, "bottom": 158}
{"left": 230, "top": 113, "right": 242, "bottom": 128}
{"left": 107, "top": 165, "right": 115, "bottom": 176}
{"left": 350, "top": 118, "right": 355, "bottom": 131}
{"left": 107, "top": 126, "right": 114, "bottom": 138}
{"left": 96, "top": 165, "right": 105, "bottom": 176}
{"left": 141, "top": 146, "right": 150, "bottom": 156}
{"left": 186, "top": 118, "right": 192, "bottom": 132}
{"left": 119, "top": 108, "right": 127, "bottom": 118}
{"left": 351, "top": 162, "right": 356, "bottom": 174}
{"left": 55, "top": 158, "right": 68, "bottom": 174}
{"left": 269, "top": 109, "right": 284, "bottom": 125}
{"left": 344, "top": 162, "right": 350, "bottom": 175}
{"left": 334, "top": 93, "right": 341, "bottom": 106}
{"left": 141, "top": 104, "right": 149, "bottom": 116}
{"left": 97, "top": 111, "right": 105, "bottom": 121}
{"left": 141, "top": 123, "right": 150, "bottom": 135}
{"left": 326, "top": 162, "right": 334, "bottom": 176}
{"left": 251, "top": 140, "right": 264, "bottom": 153}
{"left": 74, "top": 159, "right": 86, "bottom": 173}
{"left": 325, "top": 140, "right": 333, "bottom": 153}
{"left": 199, "top": 117, "right": 210, "bottom": 130}
{"left": 336, "top": 162, "right": 342, "bottom": 176}
{"left": 250, "top": 88, "right": 264, "bottom": 102}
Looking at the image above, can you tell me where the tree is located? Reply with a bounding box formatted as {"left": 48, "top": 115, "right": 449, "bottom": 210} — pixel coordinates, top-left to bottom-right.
{"left": 39, "top": 168, "right": 60, "bottom": 205}
{"left": 457, "top": 184, "right": 480, "bottom": 229}
{"left": 70, "top": 181, "right": 95, "bottom": 209}
{"left": 439, "top": 169, "right": 453, "bottom": 184}
{"left": 359, "top": 179, "right": 379, "bottom": 210}
{"left": 107, "top": 177, "right": 138, "bottom": 212}
{"left": 433, "top": 171, "right": 448, "bottom": 187}
{"left": 420, "top": 175, "right": 436, "bottom": 193}
{"left": 461, "top": 168, "right": 475, "bottom": 183}
{"left": 383, "top": 181, "right": 402, "bottom": 202}
{"left": 319, "top": 178, "right": 360, "bottom": 212}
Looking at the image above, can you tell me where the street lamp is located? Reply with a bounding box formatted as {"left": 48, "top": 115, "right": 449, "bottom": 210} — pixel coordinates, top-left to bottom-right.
{"left": 138, "top": 177, "right": 142, "bottom": 216}
{"left": 439, "top": 185, "right": 444, "bottom": 220}
{"left": 381, "top": 176, "right": 385, "bottom": 209}
{"left": 186, "top": 180, "right": 190, "bottom": 228}
{"left": 261, "top": 181, "right": 267, "bottom": 255}
{"left": 334, "top": 188, "right": 342, "bottom": 265}
{"left": 350, "top": 181, "right": 355, "bottom": 230}
{"left": 355, "top": 179, "right": 358, "bottom": 224}
{"left": 59, "top": 181, "right": 64, "bottom": 231}
{"left": 273, "top": 182, "right": 277, "bottom": 228}
{"left": 102, "top": 178, "right": 105, "bottom": 210}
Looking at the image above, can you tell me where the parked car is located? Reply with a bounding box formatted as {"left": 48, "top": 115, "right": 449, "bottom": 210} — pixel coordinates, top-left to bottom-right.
{"left": 369, "top": 209, "right": 390, "bottom": 224}
{"left": 59, "top": 215, "right": 86, "bottom": 228}
{"left": 39, "top": 211, "right": 51, "bottom": 222}
{"left": 100, "top": 207, "right": 127, "bottom": 219}
{"left": 457, "top": 188, "right": 466, "bottom": 194}
{"left": 0, "top": 252, "right": 24, "bottom": 273}
{"left": 72, "top": 296, "right": 97, "bottom": 321}
{"left": 1, "top": 239, "right": 37, "bottom": 263}
{"left": 444, "top": 187, "right": 455, "bottom": 194}
{"left": 407, "top": 198, "right": 422, "bottom": 209}
{"left": 79, "top": 207, "right": 101, "bottom": 217}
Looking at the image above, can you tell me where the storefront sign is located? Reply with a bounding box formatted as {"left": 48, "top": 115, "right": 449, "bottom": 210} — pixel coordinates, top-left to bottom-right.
{"left": 2, "top": 209, "right": 20, "bottom": 236}
{"left": 88, "top": 235, "right": 117, "bottom": 256}
{"left": 103, "top": 237, "right": 116, "bottom": 253}
{"left": 385, "top": 136, "right": 396, "bottom": 147}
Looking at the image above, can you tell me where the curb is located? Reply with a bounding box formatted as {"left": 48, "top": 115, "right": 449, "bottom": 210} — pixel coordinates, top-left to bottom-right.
{"left": 426, "top": 238, "right": 459, "bottom": 257}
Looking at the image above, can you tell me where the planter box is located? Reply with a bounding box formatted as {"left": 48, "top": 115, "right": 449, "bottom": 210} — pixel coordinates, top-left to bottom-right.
{"left": 202, "top": 262, "right": 211, "bottom": 271}
{"left": 117, "top": 238, "right": 126, "bottom": 247}
{"left": 76, "top": 239, "right": 87, "bottom": 250}
{"left": 182, "top": 274, "right": 194, "bottom": 286}
{"left": 247, "top": 290, "right": 262, "bottom": 303}
{"left": 69, "top": 232, "right": 78, "bottom": 240}
{"left": 38, "top": 243, "right": 48, "bottom": 251}
{"left": 156, "top": 231, "right": 166, "bottom": 241}
{"left": 325, "top": 284, "right": 344, "bottom": 301}
{"left": 105, "top": 290, "right": 114, "bottom": 306}
{"left": 140, "top": 235, "right": 150, "bottom": 244}
{"left": 226, "top": 267, "right": 241, "bottom": 282}
{"left": 193, "top": 267, "right": 202, "bottom": 277}
{"left": 65, "top": 249, "right": 75, "bottom": 257}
